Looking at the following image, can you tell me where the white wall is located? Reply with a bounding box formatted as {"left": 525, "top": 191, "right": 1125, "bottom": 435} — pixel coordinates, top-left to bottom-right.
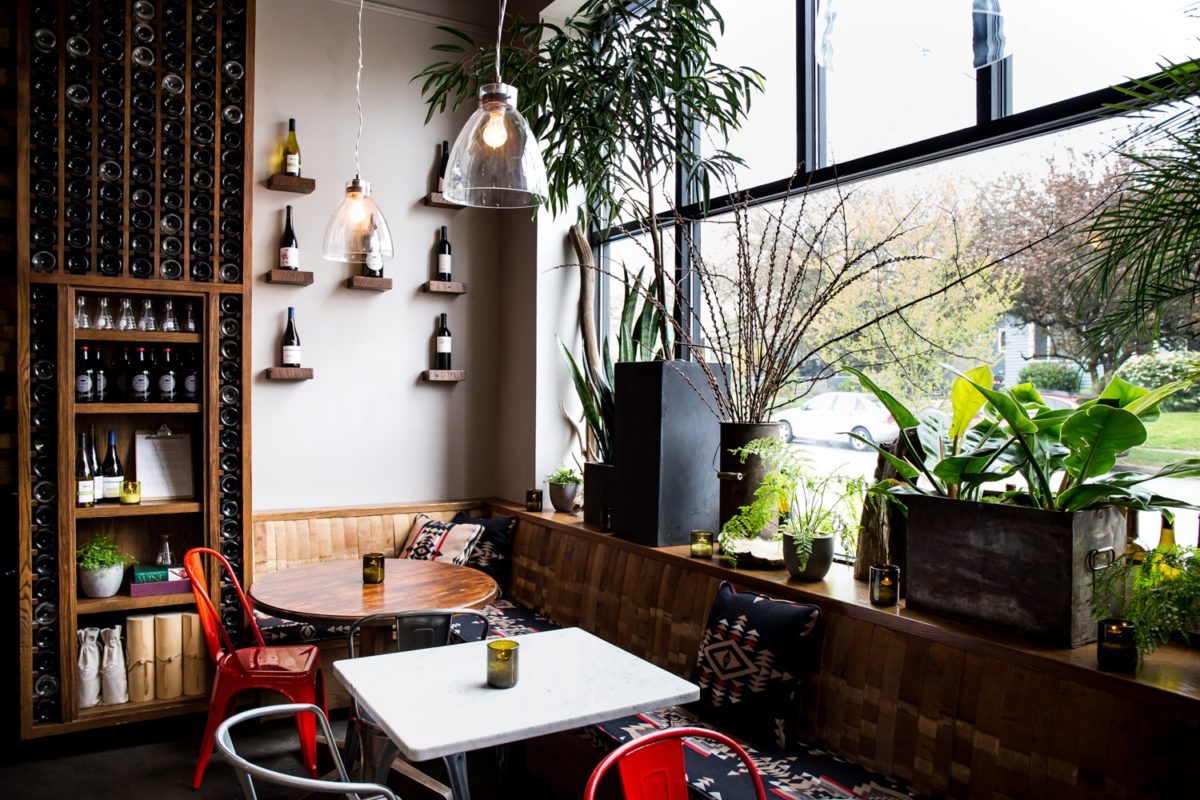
{"left": 251, "top": 0, "right": 502, "bottom": 509}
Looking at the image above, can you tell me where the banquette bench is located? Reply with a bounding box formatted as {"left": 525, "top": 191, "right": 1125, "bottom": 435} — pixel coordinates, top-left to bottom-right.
{"left": 249, "top": 499, "right": 1200, "bottom": 800}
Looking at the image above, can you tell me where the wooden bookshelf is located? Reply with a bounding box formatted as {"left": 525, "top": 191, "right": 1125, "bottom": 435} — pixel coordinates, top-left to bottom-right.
{"left": 75, "top": 500, "right": 202, "bottom": 519}
{"left": 75, "top": 592, "right": 195, "bottom": 614}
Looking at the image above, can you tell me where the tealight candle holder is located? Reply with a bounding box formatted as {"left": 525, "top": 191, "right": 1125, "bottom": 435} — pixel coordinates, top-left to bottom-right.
{"left": 600, "top": 505, "right": 614, "bottom": 533}
{"left": 690, "top": 530, "right": 714, "bottom": 559}
{"left": 487, "top": 639, "right": 519, "bottom": 688}
{"left": 362, "top": 552, "right": 384, "bottom": 585}
{"left": 119, "top": 480, "right": 142, "bottom": 505}
{"left": 525, "top": 489, "right": 543, "bottom": 512}
{"left": 1096, "top": 618, "right": 1137, "bottom": 672}
{"left": 869, "top": 564, "right": 900, "bottom": 606}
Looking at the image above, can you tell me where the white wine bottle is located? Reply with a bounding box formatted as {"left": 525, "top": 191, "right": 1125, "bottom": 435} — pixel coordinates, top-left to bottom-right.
{"left": 437, "top": 226, "right": 452, "bottom": 281}
{"left": 76, "top": 432, "right": 95, "bottom": 507}
{"left": 279, "top": 205, "right": 299, "bottom": 270}
{"left": 101, "top": 429, "right": 123, "bottom": 501}
{"left": 283, "top": 118, "right": 301, "bottom": 176}
{"left": 436, "top": 313, "right": 452, "bottom": 370}
{"left": 281, "top": 307, "right": 301, "bottom": 367}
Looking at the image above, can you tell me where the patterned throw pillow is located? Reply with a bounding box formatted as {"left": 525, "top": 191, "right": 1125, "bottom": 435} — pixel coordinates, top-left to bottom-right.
{"left": 400, "top": 513, "right": 485, "bottom": 565}
{"left": 453, "top": 513, "right": 517, "bottom": 593}
{"left": 692, "top": 581, "right": 820, "bottom": 749}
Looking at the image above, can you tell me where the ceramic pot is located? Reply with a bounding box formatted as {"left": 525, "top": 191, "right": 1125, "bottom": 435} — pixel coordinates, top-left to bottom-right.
{"left": 783, "top": 534, "right": 834, "bottom": 581}
{"left": 549, "top": 482, "right": 580, "bottom": 513}
{"left": 79, "top": 564, "right": 124, "bottom": 598}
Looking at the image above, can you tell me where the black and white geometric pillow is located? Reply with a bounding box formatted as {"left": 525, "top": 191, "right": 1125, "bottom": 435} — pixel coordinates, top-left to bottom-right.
{"left": 454, "top": 513, "right": 517, "bottom": 592}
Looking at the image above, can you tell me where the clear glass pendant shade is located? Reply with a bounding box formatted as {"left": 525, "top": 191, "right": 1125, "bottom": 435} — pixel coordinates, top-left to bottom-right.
{"left": 321, "top": 177, "right": 394, "bottom": 262}
{"left": 443, "top": 83, "right": 548, "bottom": 208}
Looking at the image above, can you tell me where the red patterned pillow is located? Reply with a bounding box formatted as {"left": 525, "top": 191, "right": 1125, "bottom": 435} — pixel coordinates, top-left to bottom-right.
{"left": 692, "top": 581, "right": 821, "bottom": 749}
{"left": 400, "top": 513, "right": 484, "bottom": 565}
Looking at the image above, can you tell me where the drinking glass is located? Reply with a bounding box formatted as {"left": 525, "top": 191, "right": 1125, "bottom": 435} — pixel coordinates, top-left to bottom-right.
{"left": 94, "top": 297, "right": 114, "bottom": 330}
{"left": 74, "top": 296, "right": 91, "bottom": 329}
{"left": 117, "top": 298, "right": 136, "bottom": 330}
{"left": 138, "top": 298, "right": 157, "bottom": 331}
{"left": 161, "top": 300, "right": 179, "bottom": 331}
{"left": 486, "top": 640, "right": 519, "bottom": 689}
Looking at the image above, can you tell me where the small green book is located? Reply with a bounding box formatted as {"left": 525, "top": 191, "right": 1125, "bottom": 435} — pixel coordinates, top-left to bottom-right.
{"left": 132, "top": 564, "right": 186, "bottom": 583}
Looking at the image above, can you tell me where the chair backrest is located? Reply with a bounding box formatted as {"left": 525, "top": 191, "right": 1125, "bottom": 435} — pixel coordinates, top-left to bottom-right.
{"left": 346, "top": 608, "right": 490, "bottom": 659}
{"left": 584, "top": 726, "right": 767, "bottom": 800}
{"left": 215, "top": 703, "right": 399, "bottom": 800}
{"left": 183, "top": 547, "right": 264, "bottom": 663}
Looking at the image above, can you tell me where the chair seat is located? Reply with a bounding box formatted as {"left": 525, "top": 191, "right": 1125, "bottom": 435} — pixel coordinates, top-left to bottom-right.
{"left": 221, "top": 644, "right": 322, "bottom": 676}
{"left": 580, "top": 705, "right": 923, "bottom": 800}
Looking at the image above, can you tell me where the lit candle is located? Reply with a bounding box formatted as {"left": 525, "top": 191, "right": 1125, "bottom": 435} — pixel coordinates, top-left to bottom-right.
{"left": 870, "top": 564, "right": 900, "bottom": 606}
{"left": 362, "top": 553, "right": 384, "bottom": 584}
{"left": 119, "top": 480, "right": 142, "bottom": 505}
{"left": 1096, "top": 618, "right": 1137, "bottom": 672}
{"left": 525, "top": 489, "right": 543, "bottom": 512}
{"left": 690, "top": 530, "right": 714, "bottom": 559}
{"left": 487, "top": 639, "right": 519, "bottom": 688}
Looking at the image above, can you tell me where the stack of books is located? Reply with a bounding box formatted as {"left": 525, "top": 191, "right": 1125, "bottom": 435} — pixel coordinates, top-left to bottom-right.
{"left": 128, "top": 564, "right": 191, "bottom": 597}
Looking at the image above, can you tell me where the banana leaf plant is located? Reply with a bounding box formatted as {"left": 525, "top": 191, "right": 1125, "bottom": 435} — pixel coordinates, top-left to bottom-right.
{"left": 843, "top": 364, "right": 1200, "bottom": 513}
{"left": 559, "top": 269, "right": 666, "bottom": 464}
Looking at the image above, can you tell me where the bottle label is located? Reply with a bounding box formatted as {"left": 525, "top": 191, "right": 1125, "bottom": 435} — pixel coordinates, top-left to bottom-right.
{"left": 76, "top": 374, "right": 93, "bottom": 394}
{"left": 285, "top": 153, "right": 300, "bottom": 175}
{"left": 159, "top": 374, "right": 176, "bottom": 394}
{"left": 279, "top": 246, "right": 300, "bottom": 269}
{"left": 184, "top": 374, "right": 198, "bottom": 394}
{"left": 93, "top": 475, "right": 104, "bottom": 499}
{"left": 131, "top": 373, "right": 150, "bottom": 396}
{"left": 77, "top": 481, "right": 94, "bottom": 504}
{"left": 103, "top": 475, "right": 123, "bottom": 499}
{"left": 282, "top": 345, "right": 301, "bottom": 365}
{"left": 437, "top": 254, "right": 452, "bottom": 278}
{"left": 366, "top": 251, "right": 383, "bottom": 273}
{"left": 95, "top": 372, "right": 107, "bottom": 394}
{"left": 436, "top": 336, "right": 452, "bottom": 354}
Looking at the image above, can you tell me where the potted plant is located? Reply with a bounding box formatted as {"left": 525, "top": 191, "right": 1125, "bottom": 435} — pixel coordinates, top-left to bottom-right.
{"left": 77, "top": 534, "right": 134, "bottom": 599}
{"left": 1092, "top": 543, "right": 1200, "bottom": 662}
{"left": 846, "top": 362, "right": 1200, "bottom": 646}
{"left": 545, "top": 467, "right": 583, "bottom": 513}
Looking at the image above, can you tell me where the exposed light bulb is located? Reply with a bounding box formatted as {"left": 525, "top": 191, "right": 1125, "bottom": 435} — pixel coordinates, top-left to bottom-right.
{"left": 482, "top": 110, "right": 508, "bottom": 149}
{"left": 346, "top": 192, "right": 367, "bottom": 224}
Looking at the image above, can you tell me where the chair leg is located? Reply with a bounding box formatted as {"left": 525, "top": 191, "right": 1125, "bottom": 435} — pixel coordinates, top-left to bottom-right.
{"left": 193, "top": 677, "right": 238, "bottom": 790}
{"left": 371, "top": 738, "right": 400, "bottom": 787}
{"left": 286, "top": 682, "right": 320, "bottom": 778}
{"left": 443, "top": 751, "right": 472, "bottom": 800}
{"left": 343, "top": 712, "right": 363, "bottom": 780}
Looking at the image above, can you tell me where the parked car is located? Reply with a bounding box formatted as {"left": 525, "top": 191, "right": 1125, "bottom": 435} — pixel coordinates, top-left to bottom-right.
{"left": 773, "top": 392, "right": 900, "bottom": 450}
{"left": 1040, "top": 392, "right": 1081, "bottom": 410}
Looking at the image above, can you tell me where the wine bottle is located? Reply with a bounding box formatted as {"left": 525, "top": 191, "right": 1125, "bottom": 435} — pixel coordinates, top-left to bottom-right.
{"left": 362, "top": 213, "right": 384, "bottom": 278}
{"left": 279, "top": 205, "right": 299, "bottom": 270}
{"left": 283, "top": 118, "right": 301, "bottom": 176}
{"left": 92, "top": 347, "right": 108, "bottom": 402}
{"left": 87, "top": 424, "right": 103, "bottom": 501}
{"left": 437, "top": 226, "right": 452, "bottom": 281}
{"left": 76, "top": 432, "right": 95, "bottom": 507}
{"left": 102, "top": 430, "right": 123, "bottom": 501}
{"left": 281, "top": 307, "right": 301, "bottom": 367}
{"left": 158, "top": 347, "right": 178, "bottom": 401}
{"left": 76, "top": 346, "right": 95, "bottom": 403}
{"left": 115, "top": 347, "right": 132, "bottom": 401}
{"left": 130, "top": 346, "right": 152, "bottom": 402}
{"left": 436, "top": 313, "right": 452, "bottom": 370}
{"left": 438, "top": 139, "right": 449, "bottom": 191}
{"left": 182, "top": 349, "right": 200, "bottom": 402}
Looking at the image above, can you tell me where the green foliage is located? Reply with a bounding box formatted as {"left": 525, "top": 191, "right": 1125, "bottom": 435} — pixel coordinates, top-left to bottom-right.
{"left": 845, "top": 364, "right": 1200, "bottom": 512}
{"left": 1118, "top": 351, "right": 1200, "bottom": 411}
{"left": 1092, "top": 545, "right": 1200, "bottom": 659}
{"left": 544, "top": 467, "right": 582, "bottom": 486}
{"left": 1017, "top": 362, "right": 1082, "bottom": 394}
{"left": 76, "top": 534, "right": 133, "bottom": 570}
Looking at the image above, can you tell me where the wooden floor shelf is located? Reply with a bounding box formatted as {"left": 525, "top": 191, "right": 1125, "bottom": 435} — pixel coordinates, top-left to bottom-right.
{"left": 75, "top": 403, "right": 202, "bottom": 414}
{"left": 74, "top": 695, "right": 209, "bottom": 725}
{"left": 76, "top": 592, "right": 195, "bottom": 614}
{"left": 73, "top": 330, "right": 202, "bottom": 344}
{"left": 75, "top": 500, "right": 201, "bottom": 518}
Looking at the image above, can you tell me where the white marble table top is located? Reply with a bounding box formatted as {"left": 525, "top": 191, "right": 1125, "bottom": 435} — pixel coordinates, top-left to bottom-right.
{"left": 332, "top": 627, "right": 700, "bottom": 761}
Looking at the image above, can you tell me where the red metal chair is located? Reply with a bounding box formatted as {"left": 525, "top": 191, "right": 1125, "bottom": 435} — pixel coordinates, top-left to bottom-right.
{"left": 584, "top": 726, "right": 767, "bottom": 800}
{"left": 183, "top": 547, "right": 327, "bottom": 790}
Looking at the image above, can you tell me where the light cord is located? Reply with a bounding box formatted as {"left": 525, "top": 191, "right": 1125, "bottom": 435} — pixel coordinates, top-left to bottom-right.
{"left": 355, "top": 0, "right": 365, "bottom": 178}
{"left": 495, "top": 0, "right": 506, "bottom": 84}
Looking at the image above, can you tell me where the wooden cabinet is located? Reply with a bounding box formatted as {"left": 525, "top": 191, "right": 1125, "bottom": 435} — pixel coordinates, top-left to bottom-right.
{"left": 16, "top": 0, "right": 254, "bottom": 737}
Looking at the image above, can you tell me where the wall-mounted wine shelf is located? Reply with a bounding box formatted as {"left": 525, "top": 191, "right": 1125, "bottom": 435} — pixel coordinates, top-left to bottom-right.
{"left": 423, "top": 192, "right": 465, "bottom": 210}
{"left": 422, "top": 370, "right": 466, "bottom": 382}
{"left": 266, "top": 269, "right": 315, "bottom": 286}
{"left": 346, "top": 276, "right": 393, "bottom": 292}
{"left": 422, "top": 281, "right": 467, "bottom": 295}
{"left": 267, "top": 174, "right": 317, "bottom": 194}
{"left": 265, "top": 368, "right": 315, "bottom": 381}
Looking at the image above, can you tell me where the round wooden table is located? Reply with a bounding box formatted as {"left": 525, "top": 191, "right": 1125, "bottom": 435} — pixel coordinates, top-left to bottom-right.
{"left": 249, "top": 558, "right": 499, "bottom": 626}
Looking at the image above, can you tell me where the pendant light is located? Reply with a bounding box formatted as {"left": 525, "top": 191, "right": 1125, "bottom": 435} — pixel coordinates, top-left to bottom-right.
{"left": 322, "top": 0, "right": 393, "bottom": 265}
{"left": 442, "top": 0, "right": 548, "bottom": 208}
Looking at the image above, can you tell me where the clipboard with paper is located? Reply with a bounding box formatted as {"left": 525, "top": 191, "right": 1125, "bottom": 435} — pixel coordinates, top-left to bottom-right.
{"left": 134, "top": 424, "right": 195, "bottom": 501}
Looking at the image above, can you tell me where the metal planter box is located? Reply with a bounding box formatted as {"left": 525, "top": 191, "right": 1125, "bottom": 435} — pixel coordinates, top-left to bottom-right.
{"left": 904, "top": 494, "right": 1124, "bottom": 648}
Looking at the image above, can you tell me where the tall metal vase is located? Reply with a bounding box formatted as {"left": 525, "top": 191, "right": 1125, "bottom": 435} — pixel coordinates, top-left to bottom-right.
{"left": 718, "top": 422, "right": 784, "bottom": 538}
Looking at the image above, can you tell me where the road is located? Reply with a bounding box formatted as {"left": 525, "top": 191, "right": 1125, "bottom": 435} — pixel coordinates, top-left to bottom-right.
{"left": 789, "top": 438, "right": 1200, "bottom": 548}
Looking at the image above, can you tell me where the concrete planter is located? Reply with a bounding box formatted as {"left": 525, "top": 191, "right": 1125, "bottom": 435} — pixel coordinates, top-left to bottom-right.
{"left": 783, "top": 534, "right": 834, "bottom": 582}
{"left": 549, "top": 482, "right": 580, "bottom": 513}
{"left": 79, "top": 564, "right": 124, "bottom": 598}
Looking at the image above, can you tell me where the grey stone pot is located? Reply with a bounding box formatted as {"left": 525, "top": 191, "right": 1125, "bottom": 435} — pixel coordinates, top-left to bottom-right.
{"left": 549, "top": 482, "right": 580, "bottom": 513}
{"left": 79, "top": 564, "right": 125, "bottom": 598}
{"left": 783, "top": 534, "right": 835, "bottom": 582}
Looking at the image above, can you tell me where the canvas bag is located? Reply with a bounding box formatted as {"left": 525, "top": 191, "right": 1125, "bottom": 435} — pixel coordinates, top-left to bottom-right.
{"left": 77, "top": 627, "right": 101, "bottom": 708}
{"left": 100, "top": 625, "right": 129, "bottom": 705}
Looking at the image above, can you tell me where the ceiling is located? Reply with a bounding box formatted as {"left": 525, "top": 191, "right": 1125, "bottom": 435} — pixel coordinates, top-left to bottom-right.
{"left": 367, "top": 0, "right": 557, "bottom": 26}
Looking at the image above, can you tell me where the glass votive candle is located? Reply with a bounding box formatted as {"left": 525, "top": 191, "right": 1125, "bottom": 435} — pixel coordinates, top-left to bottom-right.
{"left": 1096, "top": 618, "right": 1137, "bottom": 672}
{"left": 690, "top": 530, "right": 714, "bottom": 559}
{"left": 362, "top": 553, "right": 384, "bottom": 584}
{"left": 525, "top": 489, "right": 543, "bottom": 512}
{"left": 869, "top": 564, "right": 900, "bottom": 606}
{"left": 119, "top": 480, "right": 142, "bottom": 504}
{"left": 486, "top": 639, "right": 519, "bottom": 688}
{"left": 600, "top": 505, "right": 614, "bottom": 533}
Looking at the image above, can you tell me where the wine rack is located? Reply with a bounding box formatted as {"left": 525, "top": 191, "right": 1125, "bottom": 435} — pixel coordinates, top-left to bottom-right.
{"left": 17, "top": 0, "right": 254, "bottom": 738}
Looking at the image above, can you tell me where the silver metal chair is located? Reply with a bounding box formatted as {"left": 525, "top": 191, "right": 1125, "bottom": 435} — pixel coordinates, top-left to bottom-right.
{"left": 343, "top": 609, "right": 490, "bottom": 800}
{"left": 215, "top": 702, "right": 399, "bottom": 800}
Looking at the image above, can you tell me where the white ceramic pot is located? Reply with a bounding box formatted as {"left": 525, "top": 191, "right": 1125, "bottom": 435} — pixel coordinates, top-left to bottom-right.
{"left": 549, "top": 482, "right": 580, "bottom": 513}
{"left": 79, "top": 564, "right": 125, "bottom": 598}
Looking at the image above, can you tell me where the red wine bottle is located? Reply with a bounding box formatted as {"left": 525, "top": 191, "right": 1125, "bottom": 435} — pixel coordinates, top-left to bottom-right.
{"left": 438, "top": 139, "right": 449, "bottom": 191}
{"left": 279, "top": 205, "right": 299, "bottom": 270}
{"left": 282, "top": 307, "right": 301, "bottom": 367}
{"left": 437, "top": 226, "right": 452, "bottom": 281}
{"left": 75, "top": 345, "right": 95, "bottom": 402}
{"left": 436, "top": 313, "right": 452, "bottom": 370}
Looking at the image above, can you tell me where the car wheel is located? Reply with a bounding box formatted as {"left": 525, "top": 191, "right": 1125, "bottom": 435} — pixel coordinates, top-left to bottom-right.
{"left": 778, "top": 420, "right": 794, "bottom": 442}
{"left": 848, "top": 426, "right": 873, "bottom": 451}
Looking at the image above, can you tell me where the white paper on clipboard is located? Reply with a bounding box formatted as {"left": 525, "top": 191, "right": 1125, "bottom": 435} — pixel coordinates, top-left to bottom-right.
{"left": 134, "top": 425, "right": 195, "bottom": 501}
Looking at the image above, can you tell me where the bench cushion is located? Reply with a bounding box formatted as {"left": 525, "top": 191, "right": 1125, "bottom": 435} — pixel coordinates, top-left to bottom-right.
{"left": 454, "top": 512, "right": 517, "bottom": 593}
{"left": 581, "top": 705, "right": 920, "bottom": 800}
{"left": 255, "top": 612, "right": 350, "bottom": 645}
